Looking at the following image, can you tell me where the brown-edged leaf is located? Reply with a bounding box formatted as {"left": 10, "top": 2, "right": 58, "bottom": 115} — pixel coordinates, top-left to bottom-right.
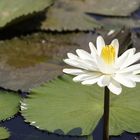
{"left": 41, "top": 0, "right": 102, "bottom": 31}
{"left": 0, "top": 30, "right": 131, "bottom": 91}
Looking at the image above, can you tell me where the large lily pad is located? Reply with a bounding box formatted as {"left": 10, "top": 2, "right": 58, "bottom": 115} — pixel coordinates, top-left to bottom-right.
{"left": 41, "top": 0, "right": 140, "bottom": 31}
{"left": 21, "top": 75, "right": 104, "bottom": 136}
{"left": 0, "top": 127, "right": 10, "bottom": 140}
{"left": 21, "top": 75, "right": 140, "bottom": 136}
{"left": 0, "top": 31, "right": 118, "bottom": 91}
{"left": 0, "top": 0, "right": 54, "bottom": 28}
{"left": 0, "top": 32, "right": 94, "bottom": 91}
{"left": 0, "top": 29, "right": 131, "bottom": 92}
{"left": 0, "top": 91, "right": 20, "bottom": 121}
{"left": 41, "top": 0, "right": 102, "bottom": 31}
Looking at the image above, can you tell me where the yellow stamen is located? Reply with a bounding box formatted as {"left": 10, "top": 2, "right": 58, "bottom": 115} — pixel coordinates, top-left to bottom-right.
{"left": 101, "top": 45, "right": 115, "bottom": 64}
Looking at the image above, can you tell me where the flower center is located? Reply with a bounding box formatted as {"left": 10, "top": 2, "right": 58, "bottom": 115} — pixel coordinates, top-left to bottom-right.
{"left": 101, "top": 45, "right": 115, "bottom": 64}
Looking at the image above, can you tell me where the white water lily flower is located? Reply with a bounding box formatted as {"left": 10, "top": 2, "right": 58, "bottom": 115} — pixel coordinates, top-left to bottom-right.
{"left": 63, "top": 36, "right": 140, "bottom": 95}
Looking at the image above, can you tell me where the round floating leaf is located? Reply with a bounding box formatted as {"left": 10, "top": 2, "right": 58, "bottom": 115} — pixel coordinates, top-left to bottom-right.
{"left": 0, "top": 0, "right": 54, "bottom": 27}
{"left": 109, "top": 86, "right": 140, "bottom": 135}
{"left": 0, "top": 127, "right": 10, "bottom": 140}
{"left": 0, "top": 30, "right": 130, "bottom": 92}
{"left": 22, "top": 75, "right": 140, "bottom": 136}
{"left": 0, "top": 91, "right": 20, "bottom": 121}
{"left": 22, "top": 75, "right": 104, "bottom": 136}
{"left": 0, "top": 32, "right": 98, "bottom": 91}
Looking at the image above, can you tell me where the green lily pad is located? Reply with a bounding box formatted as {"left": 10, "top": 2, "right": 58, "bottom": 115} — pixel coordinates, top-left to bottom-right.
{"left": 0, "top": 91, "right": 20, "bottom": 121}
{"left": 21, "top": 75, "right": 140, "bottom": 136}
{"left": 21, "top": 75, "right": 104, "bottom": 136}
{"left": 0, "top": 0, "right": 54, "bottom": 28}
{"left": 41, "top": 0, "right": 101, "bottom": 31}
{"left": 109, "top": 86, "right": 140, "bottom": 135}
{"left": 0, "top": 127, "right": 10, "bottom": 140}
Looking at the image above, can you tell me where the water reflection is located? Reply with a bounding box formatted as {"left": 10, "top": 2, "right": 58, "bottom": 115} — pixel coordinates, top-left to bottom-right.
{"left": 0, "top": 115, "right": 90, "bottom": 140}
{"left": 0, "top": 115, "right": 138, "bottom": 140}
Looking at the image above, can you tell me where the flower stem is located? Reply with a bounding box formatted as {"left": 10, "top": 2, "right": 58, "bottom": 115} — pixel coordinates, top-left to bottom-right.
{"left": 103, "top": 86, "right": 110, "bottom": 140}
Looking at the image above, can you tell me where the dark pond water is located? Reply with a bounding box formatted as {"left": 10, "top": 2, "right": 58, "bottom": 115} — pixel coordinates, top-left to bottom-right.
{"left": 0, "top": 114, "right": 139, "bottom": 140}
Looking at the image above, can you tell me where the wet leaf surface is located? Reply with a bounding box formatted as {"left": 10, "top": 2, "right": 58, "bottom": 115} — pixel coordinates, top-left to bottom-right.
{"left": 0, "top": 29, "right": 131, "bottom": 91}
{"left": 41, "top": 0, "right": 140, "bottom": 31}
{"left": 0, "top": 32, "right": 97, "bottom": 91}
{"left": 0, "top": 0, "right": 54, "bottom": 28}
{"left": 21, "top": 75, "right": 140, "bottom": 136}
{"left": 41, "top": 0, "right": 102, "bottom": 31}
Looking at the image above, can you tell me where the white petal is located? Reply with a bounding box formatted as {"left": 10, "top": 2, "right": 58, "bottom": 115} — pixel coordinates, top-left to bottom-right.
{"left": 127, "top": 74, "right": 140, "bottom": 82}
{"left": 89, "top": 42, "right": 97, "bottom": 56}
{"left": 73, "top": 72, "right": 101, "bottom": 82}
{"left": 111, "top": 39, "right": 119, "bottom": 59}
{"left": 81, "top": 77, "right": 100, "bottom": 85}
{"left": 76, "top": 49, "right": 92, "bottom": 60}
{"left": 97, "top": 75, "right": 111, "bottom": 87}
{"left": 120, "top": 52, "right": 140, "bottom": 69}
{"left": 96, "top": 36, "right": 105, "bottom": 55}
{"left": 64, "top": 59, "right": 82, "bottom": 68}
{"left": 65, "top": 58, "right": 98, "bottom": 71}
{"left": 133, "top": 70, "right": 140, "bottom": 74}
{"left": 64, "top": 59, "right": 90, "bottom": 70}
{"left": 118, "top": 64, "right": 140, "bottom": 73}
{"left": 67, "top": 53, "right": 78, "bottom": 59}
{"left": 108, "top": 79, "right": 122, "bottom": 95}
{"left": 63, "top": 68, "right": 84, "bottom": 75}
{"left": 113, "top": 74, "right": 136, "bottom": 88}
{"left": 115, "top": 48, "right": 136, "bottom": 68}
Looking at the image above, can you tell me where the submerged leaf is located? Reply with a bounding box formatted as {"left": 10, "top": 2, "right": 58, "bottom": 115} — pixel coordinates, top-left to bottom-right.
{"left": 0, "top": 0, "right": 54, "bottom": 27}
{"left": 41, "top": 0, "right": 140, "bottom": 31}
{"left": 41, "top": 0, "right": 101, "bottom": 31}
{"left": 59, "top": 0, "right": 140, "bottom": 16}
{"left": 99, "top": 17, "right": 140, "bottom": 29}
{"left": 0, "top": 32, "right": 97, "bottom": 91}
{"left": 0, "top": 91, "right": 20, "bottom": 121}
{"left": 22, "top": 74, "right": 140, "bottom": 136}
{"left": 0, "top": 127, "right": 10, "bottom": 140}
{"left": 0, "top": 30, "right": 131, "bottom": 91}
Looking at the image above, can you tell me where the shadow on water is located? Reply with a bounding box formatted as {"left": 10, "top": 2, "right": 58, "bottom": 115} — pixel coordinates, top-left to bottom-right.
{"left": 0, "top": 114, "right": 139, "bottom": 140}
